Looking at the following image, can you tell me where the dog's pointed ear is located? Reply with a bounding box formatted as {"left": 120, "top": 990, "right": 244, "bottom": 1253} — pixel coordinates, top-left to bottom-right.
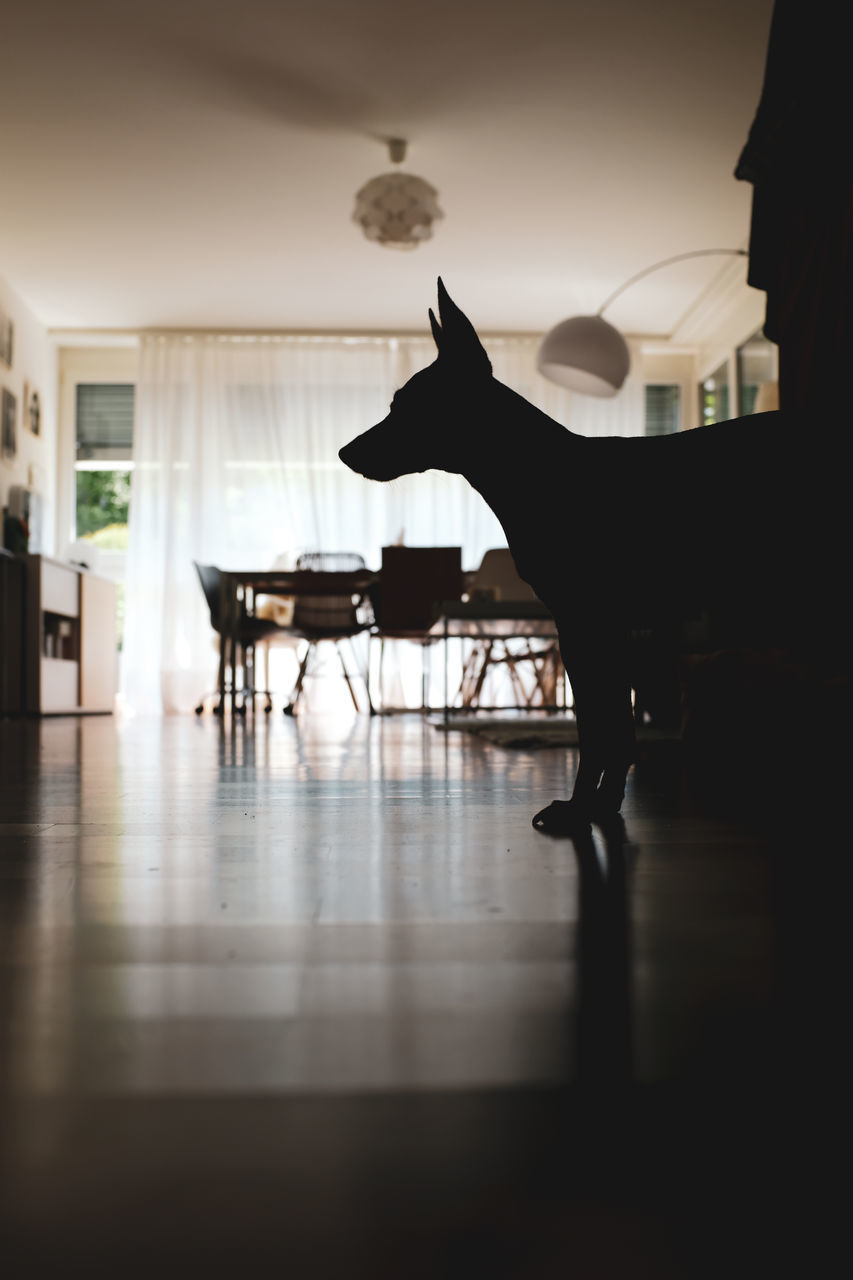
{"left": 428, "top": 308, "right": 442, "bottom": 350}
{"left": 435, "top": 278, "right": 491, "bottom": 373}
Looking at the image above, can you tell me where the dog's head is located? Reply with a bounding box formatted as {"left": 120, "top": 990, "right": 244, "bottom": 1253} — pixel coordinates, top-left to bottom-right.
{"left": 338, "top": 279, "right": 492, "bottom": 481}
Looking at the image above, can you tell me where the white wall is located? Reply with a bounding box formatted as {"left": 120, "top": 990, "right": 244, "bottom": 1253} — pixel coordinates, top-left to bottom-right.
{"left": 0, "top": 272, "right": 58, "bottom": 553}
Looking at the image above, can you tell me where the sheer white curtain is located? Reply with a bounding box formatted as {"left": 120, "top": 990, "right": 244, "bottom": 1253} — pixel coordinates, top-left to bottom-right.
{"left": 121, "top": 332, "right": 644, "bottom": 713}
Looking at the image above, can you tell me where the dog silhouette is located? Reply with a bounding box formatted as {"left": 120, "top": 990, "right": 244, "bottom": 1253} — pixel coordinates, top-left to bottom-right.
{"left": 339, "top": 280, "right": 845, "bottom": 833}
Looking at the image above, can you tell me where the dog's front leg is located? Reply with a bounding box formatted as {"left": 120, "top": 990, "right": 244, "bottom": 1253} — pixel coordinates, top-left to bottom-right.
{"left": 533, "top": 623, "right": 635, "bottom": 834}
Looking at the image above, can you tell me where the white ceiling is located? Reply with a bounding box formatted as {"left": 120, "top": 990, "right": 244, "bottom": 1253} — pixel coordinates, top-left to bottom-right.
{"left": 0, "top": 0, "right": 773, "bottom": 337}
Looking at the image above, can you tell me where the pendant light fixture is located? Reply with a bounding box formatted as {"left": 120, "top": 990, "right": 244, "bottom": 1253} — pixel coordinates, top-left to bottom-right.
{"left": 353, "top": 138, "right": 443, "bottom": 250}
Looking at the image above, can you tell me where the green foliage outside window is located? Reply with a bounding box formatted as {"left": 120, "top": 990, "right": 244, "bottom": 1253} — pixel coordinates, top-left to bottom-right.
{"left": 76, "top": 469, "right": 131, "bottom": 546}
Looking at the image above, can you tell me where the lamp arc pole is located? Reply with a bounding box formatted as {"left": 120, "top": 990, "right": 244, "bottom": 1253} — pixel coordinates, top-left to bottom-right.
{"left": 537, "top": 248, "right": 749, "bottom": 397}
{"left": 595, "top": 248, "right": 748, "bottom": 317}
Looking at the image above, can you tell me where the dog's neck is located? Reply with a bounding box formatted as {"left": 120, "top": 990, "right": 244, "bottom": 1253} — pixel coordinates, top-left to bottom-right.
{"left": 454, "top": 378, "right": 577, "bottom": 536}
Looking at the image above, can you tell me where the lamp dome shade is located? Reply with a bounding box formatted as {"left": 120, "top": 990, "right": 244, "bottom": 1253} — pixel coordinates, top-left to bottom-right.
{"left": 536, "top": 314, "right": 631, "bottom": 396}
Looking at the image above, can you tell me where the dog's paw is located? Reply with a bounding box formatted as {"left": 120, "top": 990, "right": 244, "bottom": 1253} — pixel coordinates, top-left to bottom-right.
{"left": 532, "top": 800, "right": 593, "bottom": 835}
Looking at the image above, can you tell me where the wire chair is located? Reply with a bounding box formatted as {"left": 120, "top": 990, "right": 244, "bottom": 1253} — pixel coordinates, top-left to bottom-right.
{"left": 285, "top": 552, "right": 374, "bottom": 714}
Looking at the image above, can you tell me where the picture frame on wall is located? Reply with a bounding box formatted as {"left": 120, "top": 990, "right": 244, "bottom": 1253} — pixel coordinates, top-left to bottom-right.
{"left": 1, "top": 387, "right": 17, "bottom": 459}
{"left": 0, "top": 307, "right": 13, "bottom": 369}
{"left": 23, "top": 381, "right": 41, "bottom": 436}
{"left": 29, "top": 389, "right": 41, "bottom": 436}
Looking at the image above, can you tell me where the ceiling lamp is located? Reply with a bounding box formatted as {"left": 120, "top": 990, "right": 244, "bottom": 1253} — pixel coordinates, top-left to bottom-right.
{"left": 537, "top": 248, "right": 749, "bottom": 397}
{"left": 353, "top": 138, "right": 443, "bottom": 250}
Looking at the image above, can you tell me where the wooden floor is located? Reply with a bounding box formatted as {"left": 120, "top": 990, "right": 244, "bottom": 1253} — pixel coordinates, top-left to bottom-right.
{"left": 0, "top": 709, "right": 844, "bottom": 1276}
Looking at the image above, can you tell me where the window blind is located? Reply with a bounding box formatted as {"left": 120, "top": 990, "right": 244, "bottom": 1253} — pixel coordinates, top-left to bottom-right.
{"left": 644, "top": 384, "right": 681, "bottom": 436}
{"left": 76, "top": 384, "right": 135, "bottom": 461}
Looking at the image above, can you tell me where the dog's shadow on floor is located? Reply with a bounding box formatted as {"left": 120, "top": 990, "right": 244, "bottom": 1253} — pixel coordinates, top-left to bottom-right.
{"left": 560, "top": 815, "right": 636, "bottom": 1090}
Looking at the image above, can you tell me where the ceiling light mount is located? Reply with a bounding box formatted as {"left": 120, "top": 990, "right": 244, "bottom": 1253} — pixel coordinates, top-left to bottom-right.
{"left": 537, "top": 248, "right": 749, "bottom": 397}
{"left": 353, "top": 138, "right": 443, "bottom": 250}
{"left": 387, "top": 137, "right": 407, "bottom": 164}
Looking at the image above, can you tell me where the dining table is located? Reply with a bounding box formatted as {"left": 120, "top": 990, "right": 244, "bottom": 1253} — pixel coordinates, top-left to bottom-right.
{"left": 217, "top": 567, "right": 375, "bottom": 715}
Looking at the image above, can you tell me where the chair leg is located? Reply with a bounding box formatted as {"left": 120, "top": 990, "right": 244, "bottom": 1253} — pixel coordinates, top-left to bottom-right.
{"left": 469, "top": 639, "right": 494, "bottom": 708}
{"left": 378, "top": 636, "right": 387, "bottom": 712}
{"left": 422, "top": 641, "right": 436, "bottom": 713}
{"left": 252, "top": 640, "right": 268, "bottom": 712}
{"left": 532, "top": 642, "right": 560, "bottom": 707}
{"left": 459, "top": 642, "right": 483, "bottom": 706}
{"left": 353, "top": 637, "right": 375, "bottom": 715}
{"left": 233, "top": 643, "right": 246, "bottom": 715}
{"left": 337, "top": 643, "right": 361, "bottom": 713}
{"left": 285, "top": 643, "right": 312, "bottom": 715}
{"left": 262, "top": 643, "right": 272, "bottom": 712}
{"left": 197, "top": 637, "right": 234, "bottom": 715}
{"left": 370, "top": 634, "right": 381, "bottom": 715}
{"left": 421, "top": 642, "right": 427, "bottom": 712}
{"left": 244, "top": 642, "right": 256, "bottom": 712}
{"left": 504, "top": 647, "right": 529, "bottom": 706}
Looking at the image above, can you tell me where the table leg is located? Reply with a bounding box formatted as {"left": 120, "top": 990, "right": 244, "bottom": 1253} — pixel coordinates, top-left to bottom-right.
{"left": 229, "top": 578, "right": 239, "bottom": 716}
{"left": 223, "top": 573, "right": 239, "bottom": 716}
{"left": 443, "top": 617, "right": 449, "bottom": 721}
{"left": 217, "top": 575, "right": 229, "bottom": 713}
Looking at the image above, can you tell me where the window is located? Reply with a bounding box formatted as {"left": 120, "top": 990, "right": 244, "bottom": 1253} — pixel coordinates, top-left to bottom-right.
{"left": 75, "top": 383, "right": 134, "bottom": 548}
{"left": 736, "top": 329, "right": 777, "bottom": 414}
{"left": 700, "top": 361, "right": 730, "bottom": 425}
{"left": 644, "top": 385, "right": 681, "bottom": 436}
{"left": 74, "top": 383, "right": 135, "bottom": 646}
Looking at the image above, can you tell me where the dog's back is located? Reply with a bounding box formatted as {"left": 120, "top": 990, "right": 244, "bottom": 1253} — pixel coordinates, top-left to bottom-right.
{"left": 519, "top": 409, "right": 840, "bottom": 657}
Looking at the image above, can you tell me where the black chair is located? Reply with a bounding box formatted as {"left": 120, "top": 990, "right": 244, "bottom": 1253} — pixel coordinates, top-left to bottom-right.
{"left": 371, "top": 546, "right": 463, "bottom": 712}
{"left": 284, "top": 552, "right": 374, "bottom": 715}
{"left": 193, "top": 561, "right": 283, "bottom": 715}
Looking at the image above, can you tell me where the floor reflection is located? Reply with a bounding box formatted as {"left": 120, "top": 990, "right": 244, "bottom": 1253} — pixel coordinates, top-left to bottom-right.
{"left": 572, "top": 818, "right": 635, "bottom": 1091}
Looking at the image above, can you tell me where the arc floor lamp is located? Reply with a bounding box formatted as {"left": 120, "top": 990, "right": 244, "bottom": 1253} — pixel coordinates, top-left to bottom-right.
{"left": 537, "top": 248, "right": 749, "bottom": 397}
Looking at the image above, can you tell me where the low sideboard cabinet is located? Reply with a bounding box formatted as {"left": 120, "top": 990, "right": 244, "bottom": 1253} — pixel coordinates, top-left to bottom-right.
{"left": 24, "top": 554, "right": 117, "bottom": 714}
